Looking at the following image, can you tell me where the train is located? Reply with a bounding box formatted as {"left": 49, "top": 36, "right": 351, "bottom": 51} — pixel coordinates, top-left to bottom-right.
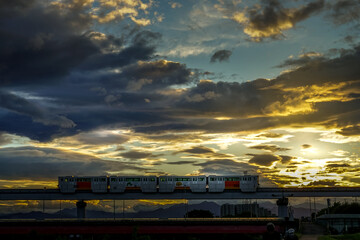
{"left": 58, "top": 175, "right": 259, "bottom": 193}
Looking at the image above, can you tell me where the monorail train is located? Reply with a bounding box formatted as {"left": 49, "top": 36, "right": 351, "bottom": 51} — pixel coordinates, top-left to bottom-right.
{"left": 58, "top": 175, "right": 259, "bottom": 193}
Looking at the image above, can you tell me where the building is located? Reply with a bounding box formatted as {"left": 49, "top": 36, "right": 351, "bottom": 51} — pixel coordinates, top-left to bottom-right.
{"left": 221, "top": 203, "right": 274, "bottom": 217}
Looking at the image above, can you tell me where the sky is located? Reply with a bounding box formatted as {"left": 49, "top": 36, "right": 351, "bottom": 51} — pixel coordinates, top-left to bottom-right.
{"left": 0, "top": 0, "right": 360, "bottom": 191}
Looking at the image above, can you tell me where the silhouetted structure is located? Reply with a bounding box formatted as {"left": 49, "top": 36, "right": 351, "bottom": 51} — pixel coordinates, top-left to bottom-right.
{"left": 220, "top": 203, "right": 274, "bottom": 217}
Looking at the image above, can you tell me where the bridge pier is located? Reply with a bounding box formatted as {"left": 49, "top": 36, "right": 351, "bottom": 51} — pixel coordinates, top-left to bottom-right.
{"left": 277, "top": 197, "right": 288, "bottom": 218}
{"left": 76, "top": 200, "right": 87, "bottom": 219}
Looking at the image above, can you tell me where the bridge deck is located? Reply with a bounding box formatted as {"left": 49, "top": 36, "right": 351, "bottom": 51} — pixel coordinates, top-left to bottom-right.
{"left": 0, "top": 187, "right": 359, "bottom": 200}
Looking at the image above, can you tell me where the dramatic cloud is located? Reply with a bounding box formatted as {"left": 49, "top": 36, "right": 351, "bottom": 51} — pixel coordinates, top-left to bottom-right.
{"left": 0, "top": 147, "right": 149, "bottom": 181}
{"left": 327, "top": 0, "right": 360, "bottom": 25}
{"left": 336, "top": 125, "right": 360, "bottom": 136}
{"left": 175, "top": 146, "right": 234, "bottom": 159}
{"left": 119, "top": 150, "right": 162, "bottom": 160}
{"left": 51, "top": 0, "right": 155, "bottom": 26}
{"left": 222, "top": 0, "right": 325, "bottom": 41}
{"left": 302, "top": 144, "right": 312, "bottom": 149}
{"left": 0, "top": 0, "right": 359, "bottom": 189}
{"left": 248, "top": 154, "right": 281, "bottom": 166}
{"left": 194, "top": 159, "right": 258, "bottom": 175}
{"left": 0, "top": 132, "right": 12, "bottom": 145}
{"left": 249, "top": 144, "right": 290, "bottom": 152}
{"left": 0, "top": 91, "right": 75, "bottom": 128}
{"left": 275, "top": 52, "right": 324, "bottom": 68}
{"left": 210, "top": 50, "right": 232, "bottom": 63}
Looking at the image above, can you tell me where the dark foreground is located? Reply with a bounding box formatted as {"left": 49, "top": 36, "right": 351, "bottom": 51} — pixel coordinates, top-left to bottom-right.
{"left": 0, "top": 218, "right": 290, "bottom": 240}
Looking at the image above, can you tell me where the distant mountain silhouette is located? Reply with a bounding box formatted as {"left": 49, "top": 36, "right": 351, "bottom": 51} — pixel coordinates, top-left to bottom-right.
{"left": 0, "top": 200, "right": 324, "bottom": 219}
{"left": 0, "top": 201, "right": 220, "bottom": 219}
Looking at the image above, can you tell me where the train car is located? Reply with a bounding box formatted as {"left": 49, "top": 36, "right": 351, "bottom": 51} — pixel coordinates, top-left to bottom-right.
{"left": 58, "top": 176, "right": 76, "bottom": 193}
{"left": 109, "top": 176, "right": 157, "bottom": 192}
{"left": 208, "top": 175, "right": 259, "bottom": 193}
{"left": 158, "top": 175, "right": 206, "bottom": 192}
{"left": 240, "top": 175, "right": 259, "bottom": 192}
{"left": 59, "top": 174, "right": 259, "bottom": 193}
{"left": 58, "top": 176, "right": 107, "bottom": 193}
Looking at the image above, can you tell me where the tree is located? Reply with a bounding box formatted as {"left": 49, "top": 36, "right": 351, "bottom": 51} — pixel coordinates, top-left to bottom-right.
{"left": 317, "top": 201, "right": 360, "bottom": 216}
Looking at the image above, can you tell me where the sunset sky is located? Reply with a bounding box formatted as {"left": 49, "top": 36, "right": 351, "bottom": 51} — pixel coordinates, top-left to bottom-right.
{"left": 0, "top": 0, "right": 360, "bottom": 190}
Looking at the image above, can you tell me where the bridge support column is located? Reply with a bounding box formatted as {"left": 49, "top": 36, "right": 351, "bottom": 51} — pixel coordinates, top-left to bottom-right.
{"left": 76, "top": 200, "right": 87, "bottom": 219}
{"left": 277, "top": 197, "right": 288, "bottom": 218}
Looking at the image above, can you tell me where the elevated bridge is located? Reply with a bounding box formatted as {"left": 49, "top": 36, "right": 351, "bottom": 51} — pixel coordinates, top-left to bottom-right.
{"left": 1, "top": 187, "right": 360, "bottom": 200}
{"left": 1, "top": 187, "right": 359, "bottom": 219}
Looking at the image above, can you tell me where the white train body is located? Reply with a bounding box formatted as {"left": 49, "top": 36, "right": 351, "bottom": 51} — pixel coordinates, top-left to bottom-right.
{"left": 58, "top": 174, "right": 259, "bottom": 193}
{"left": 159, "top": 175, "right": 207, "bottom": 192}
{"left": 109, "top": 176, "right": 157, "bottom": 192}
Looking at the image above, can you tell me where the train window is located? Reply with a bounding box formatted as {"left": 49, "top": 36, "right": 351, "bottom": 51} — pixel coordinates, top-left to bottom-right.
{"left": 111, "top": 178, "right": 116, "bottom": 182}
{"left": 150, "top": 178, "right": 155, "bottom": 181}
{"left": 101, "top": 178, "right": 106, "bottom": 182}
{"left": 160, "top": 178, "right": 165, "bottom": 182}
{"left": 118, "top": 178, "right": 123, "bottom": 181}
{"left": 70, "top": 179, "right": 73, "bottom": 182}
{"left": 193, "top": 178, "right": 196, "bottom": 181}
{"left": 143, "top": 178, "right": 147, "bottom": 181}
{"left": 198, "top": 178, "right": 204, "bottom": 181}
{"left": 65, "top": 178, "right": 68, "bottom": 182}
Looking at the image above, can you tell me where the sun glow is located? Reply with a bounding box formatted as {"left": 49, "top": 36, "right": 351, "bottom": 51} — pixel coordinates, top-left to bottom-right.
{"left": 301, "top": 147, "right": 319, "bottom": 156}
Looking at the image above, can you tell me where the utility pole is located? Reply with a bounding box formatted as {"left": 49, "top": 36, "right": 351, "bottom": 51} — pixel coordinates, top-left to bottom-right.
{"left": 113, "top": 199, "right": 116, "bottom": 220}
{"left": 122, "top": 200, "right": 125, "bottom": 218}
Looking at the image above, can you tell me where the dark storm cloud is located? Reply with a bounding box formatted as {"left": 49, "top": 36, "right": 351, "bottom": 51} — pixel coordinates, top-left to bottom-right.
{"left": 210, "top": 50, "right": 232, "bottom": 63}
{"left": 306, "top": 180, "right": 337, "bottom": 187}
{"left": 176, "top": 146, "right": 215, "bottom": 154}
{"left": 274, "top": 45, "right": 360, "bottom": 87}
{"left": 174, "top": 146, "right": 234, "bottom": 159}
{"left": 179, "top": 78, "right": 276, "bottom": 118}
{"left": 119, "top": 150, "right": 162, "bottom": 160}
{"left": 256, "top": 132, "right": 284, "bottom": 138}
{"left": 327, "top": 0, "right": 360, "bottom": 25}
{"left": 279, "top": 155, "right": 296, "bottom": 164}
{"left": 336, "top": 125, "right": 360, "bottom": 136}
{"left": 0, "top": 1, "right": 161, "bottom": 87}
{"left": 0, "top": 91, "right": 75, "bottom": 128}
{"left": 166, "top": 160, "right": 197, "bottom": 165}
{"left": 0, "top": 1, "right": 97, "bottom": 86}
{"left": 248, "top": 154, "right": 281, "bottom": 166}
{"left": 249, "top": 144, "right": 290, "bottom": 152}
{"left": 0, "top": 147, "right": 149, "bottom": 180}
{"left": 114, "top": 60, "right": 194, "bottom": 91}
{"left": 244, "top": 0, "right": 325, "bottom": 41}
{"left": 275, "top": 52, "right": 325, "bottom": 68}
{"left": 80, "top": 31, "right": 161, "bottom": 71}
{"left": 193, "top": 159, "right": 258, "bottom": 175}
{"left": 164, "top": 44, "right": 360, "bottom": 134}
{"left": 0, "top": 0, "right": 35, "bottom": 11}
